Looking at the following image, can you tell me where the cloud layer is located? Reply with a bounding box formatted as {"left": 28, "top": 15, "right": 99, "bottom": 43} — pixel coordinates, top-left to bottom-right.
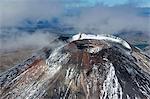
{"left": 0, "top": 0, "right": 149, "bottom": 34}
{"left": 63, "top": 5, "right": 149, "bottom": 34}
{"left": 0, "top": 0, "right": 63, "bottom": 27}
{"left": 0, "top": 31, "right": 58, "bottom": 51}
{"left": 0, "top": 0, "right": 149, "bottom": 51}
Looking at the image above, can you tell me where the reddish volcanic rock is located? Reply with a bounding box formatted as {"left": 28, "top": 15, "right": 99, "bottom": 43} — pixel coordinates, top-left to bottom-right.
{"left": 0, "top": 36, "right": 150, "bottom": 99}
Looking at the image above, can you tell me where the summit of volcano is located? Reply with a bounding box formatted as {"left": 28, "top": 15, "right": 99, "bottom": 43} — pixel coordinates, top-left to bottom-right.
{"left": 0, "top": 33, "right": 150, "bottom": 99}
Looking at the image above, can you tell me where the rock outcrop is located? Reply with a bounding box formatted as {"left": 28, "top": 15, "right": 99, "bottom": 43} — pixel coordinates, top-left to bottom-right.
{"left": 0, "top": 33, "right": 150, "bottom": 99}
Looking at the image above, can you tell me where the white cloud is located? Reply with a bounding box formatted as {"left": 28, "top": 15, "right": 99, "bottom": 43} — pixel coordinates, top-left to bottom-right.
{"left": 63, "top": 5, "right": 150, "bottom": 34}
{"left": 0, "top": 0, "right": 64, "bottom": 27}
{"left": 0, "top": 0, "right": 149, "bottom": 51}
{"left": 0, "top": 31, "right": 58, "bottom": 51}
{"left": 129, "top": 0, "right": 150, "bottom": 7}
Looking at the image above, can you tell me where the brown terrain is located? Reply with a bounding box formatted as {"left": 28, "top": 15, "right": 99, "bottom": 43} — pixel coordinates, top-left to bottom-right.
{"left": 0, "top": 48, "right": 36, "bottom": 73}
{"left": 0, "top": 38, "right": 150, "bottom": 99}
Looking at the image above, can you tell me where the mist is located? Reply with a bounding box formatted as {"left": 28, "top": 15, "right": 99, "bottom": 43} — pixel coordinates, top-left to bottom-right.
{"left": 0, "top": 0, "right": 63, "bottom": 27}
{"left": 0, "top": 0, "right": 149, "bottom": 51}
{"left": 63, "top": 5, "right": 150, "bottom": 34}
{"left": 0, "top": 32, "right": 58, "bottom": 52}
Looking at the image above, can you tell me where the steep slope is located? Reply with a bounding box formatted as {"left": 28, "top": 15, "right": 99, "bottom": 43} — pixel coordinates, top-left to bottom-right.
{"left": 0, "top": 33, "right": 150, "bottom": 99}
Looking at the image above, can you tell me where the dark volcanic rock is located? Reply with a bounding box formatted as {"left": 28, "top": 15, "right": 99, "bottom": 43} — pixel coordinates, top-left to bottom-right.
{"left": 0, "top": 34, "right": 150, "bottom": 99}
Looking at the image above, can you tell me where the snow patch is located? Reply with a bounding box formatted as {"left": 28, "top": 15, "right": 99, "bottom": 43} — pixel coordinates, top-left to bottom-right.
{"left": 86, "top": 46, "right": 102, "bottom": 54}
{"left": 101, "top": 63, "right": 123, "bottom": 99}
{"left": 71, "top": 33, "right": 131, "bottom": 50}
{"left": 46, "top": 46, "right": 71, "bottom": 86}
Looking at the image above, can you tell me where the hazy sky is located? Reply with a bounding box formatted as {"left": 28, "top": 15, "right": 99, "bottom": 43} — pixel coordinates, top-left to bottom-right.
{"left": 63, "top": 0, "right": 150, "bottom": 7}
{"left": 0, "top": 0, "right": 149, "bottom": 32}
{"left": 0, "top": 0, "right": 149, "bottom": 51}
{"left": 0, "top": 0, "right": 149, "bottom": 27}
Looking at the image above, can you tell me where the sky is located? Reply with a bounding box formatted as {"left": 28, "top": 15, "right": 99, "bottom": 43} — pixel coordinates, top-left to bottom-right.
{"left": 0, "top": 0, "right": 149, "bottom": 27}
{"left": 64, "top": 0, "right": 150, "bottom": 7}
{"left": 0, "top": 0, "right": 150, "bottom": 51}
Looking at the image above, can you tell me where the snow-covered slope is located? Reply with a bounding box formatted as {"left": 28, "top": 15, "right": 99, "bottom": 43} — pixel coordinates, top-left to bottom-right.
{"left": 0, "top": 33, "right": 150, "bottom": 99}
